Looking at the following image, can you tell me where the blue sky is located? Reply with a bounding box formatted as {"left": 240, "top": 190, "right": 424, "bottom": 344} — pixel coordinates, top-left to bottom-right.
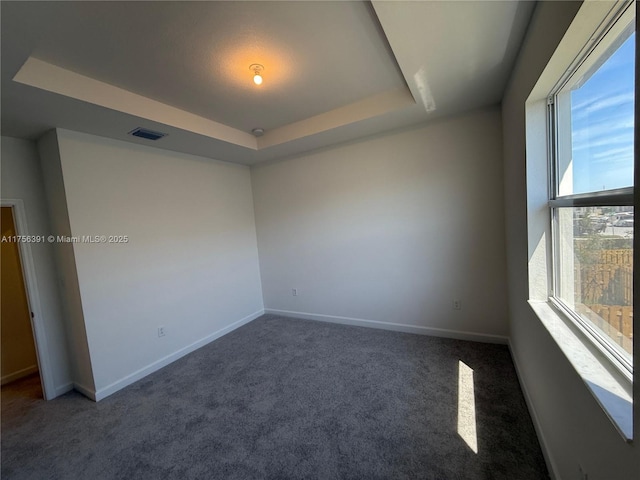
{"left": 570, "top": 32, "right": 635, "bottom": 194}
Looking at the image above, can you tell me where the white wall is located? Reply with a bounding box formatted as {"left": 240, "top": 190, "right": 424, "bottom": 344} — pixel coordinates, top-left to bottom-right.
{"left": 51, "top": 129, "right": 264, "bottom": 399}
{"left": 252, "top": 107, "right": 508, "bottom": 341}
{"left": 0, "top": 136, "right": 73, "bottom": 396}
{"left": 38, "top": 131, "right": 96, "bottom": 395}
{"left": 502, "top": 2, "right": 639, "bottom": 479}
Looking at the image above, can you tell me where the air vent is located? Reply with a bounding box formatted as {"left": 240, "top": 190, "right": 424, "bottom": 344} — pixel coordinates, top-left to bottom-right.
{"left": 128, "top": 127, "right": 167, "bottom": 141}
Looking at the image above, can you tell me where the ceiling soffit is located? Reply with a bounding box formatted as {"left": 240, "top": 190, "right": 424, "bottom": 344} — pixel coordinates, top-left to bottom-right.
{"left": 8, "top": 1, "right": 414, "bottom": 152}
{"left": 1, "top": 1, "right": 536, "bottom": 165}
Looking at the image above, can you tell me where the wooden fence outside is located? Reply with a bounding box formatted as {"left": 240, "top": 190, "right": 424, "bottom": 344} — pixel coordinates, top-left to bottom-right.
{"left": 574, "top": 248, "right": 633, "bottom": 355}
{"left": 578, "top": 264, "right": 632, "bottom": 306}
{"left": 576, "top": 304, "right": 633, "bottom": 355}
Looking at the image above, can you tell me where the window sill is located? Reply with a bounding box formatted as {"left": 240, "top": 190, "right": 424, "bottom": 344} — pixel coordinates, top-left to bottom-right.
{"left": 528, "top": 300, "right": 633, "bottom": 441}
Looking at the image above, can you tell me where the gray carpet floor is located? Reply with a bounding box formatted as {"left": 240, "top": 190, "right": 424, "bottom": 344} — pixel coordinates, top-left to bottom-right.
{"left": 1, "top": 314, "right": 549, "bottom": 479}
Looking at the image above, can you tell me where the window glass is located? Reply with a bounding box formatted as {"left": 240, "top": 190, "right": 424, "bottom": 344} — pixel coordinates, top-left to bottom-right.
{"left": 552, "top": 16, "right": 634, "bottom": 371}
{"left": 556, "top": 206, "right": 633, "bottom": 361}
{"left": 556, "top": 32, "right": 635, "bottom": 197}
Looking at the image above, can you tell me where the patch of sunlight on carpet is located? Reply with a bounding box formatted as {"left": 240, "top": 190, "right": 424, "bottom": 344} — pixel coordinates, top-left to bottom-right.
{"left": 457, "top": 360, "right": 478, "bottom": 454}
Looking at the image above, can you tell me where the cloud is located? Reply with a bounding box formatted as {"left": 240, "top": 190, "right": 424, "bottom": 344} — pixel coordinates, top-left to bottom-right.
{"left": 564, "top": 32, "right": 635, "bottom": 193}
{"left": 592, "top": 146, "right": 634, "bottom": 160}
{"left": 572, "top": 92, "right": 634, "bottom": 117}
{"left": 572, "top": 128, "right": 633, "bottom": 150}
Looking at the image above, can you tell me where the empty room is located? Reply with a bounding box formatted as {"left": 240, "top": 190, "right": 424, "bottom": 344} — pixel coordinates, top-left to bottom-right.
{"left": 1, "top": 1, "right": 638, "bottom": 479}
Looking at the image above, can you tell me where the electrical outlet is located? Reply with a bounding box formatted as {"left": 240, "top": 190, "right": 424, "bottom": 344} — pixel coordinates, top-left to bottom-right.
{"left": 292, "top": 288, "right": 298, "bottom": 296}
{"left": 453, "top": 299, "right": 462, "bottom": 310}
{"left": 158, "top": 326, "right": 166, "bottom": 337}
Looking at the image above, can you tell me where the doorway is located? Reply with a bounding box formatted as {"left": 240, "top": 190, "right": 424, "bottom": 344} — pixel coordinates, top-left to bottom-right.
{"left": 2, "top": 207, "right": 40, "bottom": 384}
{"left": 0, "top": 203, "right": 53, "bottom": 405}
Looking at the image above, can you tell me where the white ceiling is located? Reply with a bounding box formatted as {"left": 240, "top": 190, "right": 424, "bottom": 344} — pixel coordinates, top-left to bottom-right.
{"left": 1, "top": 1, "right": 535, "bottom": 166}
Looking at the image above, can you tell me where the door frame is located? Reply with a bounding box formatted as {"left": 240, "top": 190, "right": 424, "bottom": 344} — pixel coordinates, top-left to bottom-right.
{"left": 2, "top": 199, "right": 56, "bottom": 400}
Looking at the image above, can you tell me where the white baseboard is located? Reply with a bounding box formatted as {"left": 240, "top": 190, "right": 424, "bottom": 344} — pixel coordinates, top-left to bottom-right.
{"left": 3, "top": 370, "right": 73, "bottom": 400}
{"left": 73, "top": 382, "right": 97, "bottom": 401}
{"left": 55, "top": 382, "right": 74, "bottom": 398}
{"left": 92, "top": 309, "right": 264, "bottom": 402}
{"left": 265, "top": 308, "right": 508, "bottom": 345}
{"left": 508, "top": 340, "right": 559, "bottom": 480}
{"left": 1, "top": 365, "right": 38, "bottom": 385}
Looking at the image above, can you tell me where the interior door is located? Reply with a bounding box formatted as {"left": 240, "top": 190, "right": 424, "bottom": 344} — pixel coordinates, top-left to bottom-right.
{"left": 1, "top": 206, "right": 40, "bottom": 386}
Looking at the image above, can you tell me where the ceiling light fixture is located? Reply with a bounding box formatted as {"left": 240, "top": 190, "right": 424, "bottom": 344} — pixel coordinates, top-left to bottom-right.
{"left": 250, "top": 64, "right": 264, "bottom": 85}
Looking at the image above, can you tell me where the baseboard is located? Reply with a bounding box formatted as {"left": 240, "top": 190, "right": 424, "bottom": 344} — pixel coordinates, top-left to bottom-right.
{"left": 508, "top": 340, "right": 560, "bottom": 480}
{"left": 5, "top": 374, "right": 74, "bottom": 401}
{"left": 1, "top": 365, "right": 38, "bottom": 385}
{"left": 265, "top": 309, "right": 508, "bottom": 345}
{"left": 73, "top": 382, "right": 97, "bottom": 401}
{"left": 93, "top": 309, "right": 264, "bottom": 401}
{"left": 55, "top": 382, "right": 74, "bottom": 398}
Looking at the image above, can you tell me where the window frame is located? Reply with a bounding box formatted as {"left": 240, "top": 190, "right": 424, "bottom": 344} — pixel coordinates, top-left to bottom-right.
{"left": 546, "top": 2, "right": 635, "bottom": 379}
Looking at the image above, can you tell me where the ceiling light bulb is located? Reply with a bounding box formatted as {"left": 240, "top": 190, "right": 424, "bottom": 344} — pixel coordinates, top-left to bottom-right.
{"left": 250, "top": 64, "right": 264, "bottom": 86}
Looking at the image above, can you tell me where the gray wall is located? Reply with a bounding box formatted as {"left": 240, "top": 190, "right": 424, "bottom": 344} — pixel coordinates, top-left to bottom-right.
{"left": 252, "top": 107, "right": 508, "bottom": 341}
{"left": 502, "top": 2, "right": 639, "bottom": 479}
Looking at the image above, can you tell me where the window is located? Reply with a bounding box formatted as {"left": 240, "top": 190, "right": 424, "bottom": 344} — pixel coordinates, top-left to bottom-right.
{"left": 548, "top": 3, "right": 634, "bottom": 377}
